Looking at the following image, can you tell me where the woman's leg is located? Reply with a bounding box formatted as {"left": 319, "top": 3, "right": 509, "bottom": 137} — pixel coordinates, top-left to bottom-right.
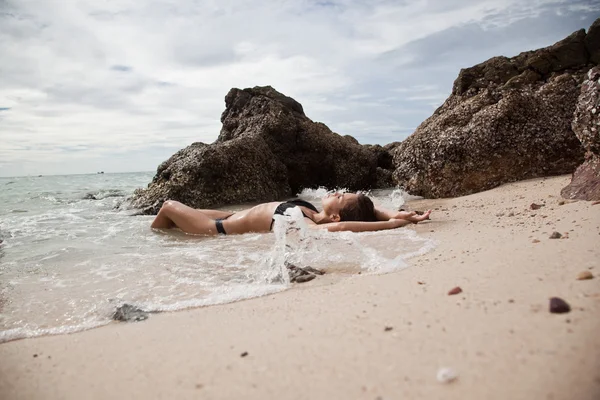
{"left": 195, "top": 209, "right": 235, "bottom": 219}
{"left": 151, "top": 201, "right": 220, "bottom": 235}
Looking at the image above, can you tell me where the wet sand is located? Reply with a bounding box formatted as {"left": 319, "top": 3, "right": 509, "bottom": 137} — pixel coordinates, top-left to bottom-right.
{"left": 1, "top": 175, "right": 599, "bottom": 400}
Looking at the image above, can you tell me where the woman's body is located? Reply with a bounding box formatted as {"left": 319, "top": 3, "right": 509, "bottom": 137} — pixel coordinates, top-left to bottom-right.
{"left": 151, "top": 192, "right": 431, "bottom": 235}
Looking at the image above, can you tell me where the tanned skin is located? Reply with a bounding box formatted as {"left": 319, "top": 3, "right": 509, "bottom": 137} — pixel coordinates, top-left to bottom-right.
{"left": 151, "top": 192, "right": 431, "bottom": 235}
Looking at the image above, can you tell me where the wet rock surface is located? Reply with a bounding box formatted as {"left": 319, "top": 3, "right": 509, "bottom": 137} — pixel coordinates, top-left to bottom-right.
{"left": 391, "top": 21, "right": 600, "bottom": 198}
{"left": 286, "top": 262, "right": 325, "bottom": 283}
{"left": 112, "top": 304, "right": 149, "bottom": 322}
{"left": 561, "top": 66, "right": 600, "bottom": 201}
{"left": 130, "top": 86, "right": 390, "bottom": 214}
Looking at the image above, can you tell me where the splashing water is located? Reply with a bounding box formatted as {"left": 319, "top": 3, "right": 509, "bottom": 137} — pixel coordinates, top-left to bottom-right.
{"left": 0, "top": 174, "right": 434, "bottom": 342}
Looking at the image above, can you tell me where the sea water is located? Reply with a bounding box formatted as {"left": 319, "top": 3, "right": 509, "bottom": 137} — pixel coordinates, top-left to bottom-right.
{"left": 0, "top": 172, "right": 434, "bottom": 342}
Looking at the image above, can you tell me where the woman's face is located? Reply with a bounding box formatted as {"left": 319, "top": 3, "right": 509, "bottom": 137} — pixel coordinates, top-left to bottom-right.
{"left": 321, "top": 192, "right": 358, "bottom": 215}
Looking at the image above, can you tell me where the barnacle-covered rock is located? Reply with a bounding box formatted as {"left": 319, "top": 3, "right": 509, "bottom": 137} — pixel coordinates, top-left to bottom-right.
{"left": 561, "top": 67, "right": 600, "bottom": 200}
{"left": 391, "top": 20, "right": 600, "bottom": 198}
{"left": 130, "top": 86, "right": 391, "bottom": 214}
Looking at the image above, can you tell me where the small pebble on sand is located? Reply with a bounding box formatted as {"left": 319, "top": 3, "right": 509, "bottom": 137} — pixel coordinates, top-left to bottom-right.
{"left": 384, "top": 326, "right": 393, "bottom": 332}
{"left": 532, "top": 239, "right": 540, "bottom": 243}
{"left": 448, "top": 287, "right": 462, "bottom": 295}
{"left": 240, "top": 352, "right": 249, "bottom": 358}
{"left": 530, "top": 203, "right": 543, "bottom": 210}
{"left": 436, "top": 367, "right": 458, "bottom": 383}
{"left": 577, "top": 271, "right": 593, "bottom": 280}
{"left": 549, "top": 297, "right": 571, "bottom": 314}
{"left": 549, "top": 232, "right": 562, "bottom": 239}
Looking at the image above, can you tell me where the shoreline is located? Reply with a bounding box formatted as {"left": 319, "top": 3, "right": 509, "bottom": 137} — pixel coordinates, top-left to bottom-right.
{"left": 1, "top": 175, "right": 599, "bottom": 399}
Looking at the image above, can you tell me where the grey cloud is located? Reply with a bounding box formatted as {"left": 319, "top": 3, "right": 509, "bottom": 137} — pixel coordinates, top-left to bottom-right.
{"left": 174, "top": 47, "right": 239, "bottom": 68}
{"left": 380, "top": 2, "right": 600, "bottom": 71}
{"left": 1, "top": 0, "right": 599, "bottom": 176}
{"left": 111, "top": 65, "right": 133, "bottom": 72}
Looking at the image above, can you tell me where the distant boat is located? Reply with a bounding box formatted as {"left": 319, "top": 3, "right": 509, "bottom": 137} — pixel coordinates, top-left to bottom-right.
{"left": 97, "top": 171, "right": 104, "bottom": 174}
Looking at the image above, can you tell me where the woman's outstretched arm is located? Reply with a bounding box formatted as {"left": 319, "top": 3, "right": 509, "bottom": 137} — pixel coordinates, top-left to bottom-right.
{"left": 310, "top": 219, "right": 411, "bottom": 233}
{"left": 307, "top": 210, "right": 432, "bottom": 232}
{"left": 374, "top": 206, "right": 415, "bottom": 221}
{"left": 374, "top": 207, "right": 432, "bottom": 223}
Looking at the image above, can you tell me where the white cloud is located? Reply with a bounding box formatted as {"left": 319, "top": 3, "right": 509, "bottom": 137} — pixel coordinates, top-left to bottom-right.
{"left": 0, "top": 0, "right": 598, "bottom": 176}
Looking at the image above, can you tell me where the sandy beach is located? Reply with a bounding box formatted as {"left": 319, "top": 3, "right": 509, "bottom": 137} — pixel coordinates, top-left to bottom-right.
{"left": 1, "top": 175, "right": 598, "bottom": 400}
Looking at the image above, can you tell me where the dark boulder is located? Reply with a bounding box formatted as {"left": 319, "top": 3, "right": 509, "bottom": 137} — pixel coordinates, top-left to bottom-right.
{"left": 391, "top": 20, "right": 599, "bottom": 198}
{"left": 561, "top": 67, "right": 600, "bottom": 200}
{"left": 131, "top": 86, "right": 390, "bottom": 214}
{"left": 585, "top": 18, "right": 600, "bottom": 64}
{"left": 130, "top": 136, "right": 291, "bottom": 214}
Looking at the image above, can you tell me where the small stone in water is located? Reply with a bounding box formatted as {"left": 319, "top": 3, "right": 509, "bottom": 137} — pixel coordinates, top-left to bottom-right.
{"left": 303, "top": 266, "right": 325, "bottom": 275}
{"left": 112, "top": 304, "right": 149, "bottom": 322}
{"left": 436, "top": 367, "right": 458, "bottom": 383}
{"left": 294, "top": 274, "right": 316, "bottom": 283}
{"left": 448, "top": 286, "right": 462, "bottom": 295}
{"left": 549, "top": 297, "right": 571, "bottom": 314}
{"left": 286, "top": 262, "right": 323, "bottom": 283}
{"left": 549, "top": 232, "right": 562, "bottom": 239}
{"left": 577, "top": 271, "right": 593, "bottom": 280}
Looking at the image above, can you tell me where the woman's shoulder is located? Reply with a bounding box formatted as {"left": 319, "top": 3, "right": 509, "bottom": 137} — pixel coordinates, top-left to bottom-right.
{"left": 287, "top": 199, "right": 318, "bottom": 212}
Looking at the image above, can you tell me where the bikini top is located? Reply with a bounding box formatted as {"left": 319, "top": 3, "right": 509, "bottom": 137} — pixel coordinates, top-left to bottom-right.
{"left": 271, "top": 199, "right": 318, "bottom": 229}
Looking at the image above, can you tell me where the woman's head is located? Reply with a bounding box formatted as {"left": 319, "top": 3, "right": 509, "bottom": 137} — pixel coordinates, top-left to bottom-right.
{"left": 321, "top": 192, "right": 376, "bottom": 222}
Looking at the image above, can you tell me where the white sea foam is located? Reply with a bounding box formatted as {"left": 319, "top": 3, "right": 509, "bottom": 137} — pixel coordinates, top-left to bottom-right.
{"left": 0, "top": 173, "right": 435, "bottom": 343}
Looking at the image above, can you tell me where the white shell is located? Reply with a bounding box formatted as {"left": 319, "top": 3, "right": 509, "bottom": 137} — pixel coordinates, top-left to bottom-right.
{"left": 436, "top": 367, "right": 458, "bottom": 383}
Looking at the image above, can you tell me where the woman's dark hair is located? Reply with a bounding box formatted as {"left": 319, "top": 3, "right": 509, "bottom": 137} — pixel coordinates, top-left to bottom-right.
{"left": 339, "top": 193, "right": 377, "bottom": 222}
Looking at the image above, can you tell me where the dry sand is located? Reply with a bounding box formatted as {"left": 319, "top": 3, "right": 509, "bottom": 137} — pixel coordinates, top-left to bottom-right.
{"left": 1, "top": 175, "right": 599, "bottom": 400}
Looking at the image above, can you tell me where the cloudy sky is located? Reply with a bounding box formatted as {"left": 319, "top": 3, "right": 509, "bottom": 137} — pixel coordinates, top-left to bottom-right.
{"left": 0, "top": 0, "right": 598, "bottom": 177}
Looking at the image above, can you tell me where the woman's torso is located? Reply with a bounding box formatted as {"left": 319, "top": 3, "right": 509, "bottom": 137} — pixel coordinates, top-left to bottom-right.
{"left": 221, "top": 201, "right": 317, "bottom": 234}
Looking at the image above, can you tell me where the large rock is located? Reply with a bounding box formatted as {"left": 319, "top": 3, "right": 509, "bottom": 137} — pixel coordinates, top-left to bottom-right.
{"left": 570, "top": 67, "right": 600, "bottom": 155}
{"left": 391, "top": 21, "right": 599, "bottom": 198}
{"left": 586, "top": 18, "right": 600, "bottom": 64}
{"left": 561, "top": 157, "right": 600, "bottom": 200}
{"left": 131, "top": 86, "right": 387, "bottom": 214}
{"left": 130, "top": 137, "right": 291, "bottom": 213}
{"left": 561, "top": 67, "right": 600, "bottom": 200}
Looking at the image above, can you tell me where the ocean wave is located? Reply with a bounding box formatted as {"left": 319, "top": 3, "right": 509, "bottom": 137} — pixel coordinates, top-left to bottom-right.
{"left": 82, "top": 189, "right": 126, "bottom": 200}
{"left": 0, "top": 179, "right": 435, "bottom": 343}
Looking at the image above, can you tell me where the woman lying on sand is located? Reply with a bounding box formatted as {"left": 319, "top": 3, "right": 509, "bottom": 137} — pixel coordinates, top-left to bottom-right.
{"left": 151, "top": 193, "right": 431, "bottom": 235}
{"left": 151, "top": 192, "right": 431, "bottom": 235}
